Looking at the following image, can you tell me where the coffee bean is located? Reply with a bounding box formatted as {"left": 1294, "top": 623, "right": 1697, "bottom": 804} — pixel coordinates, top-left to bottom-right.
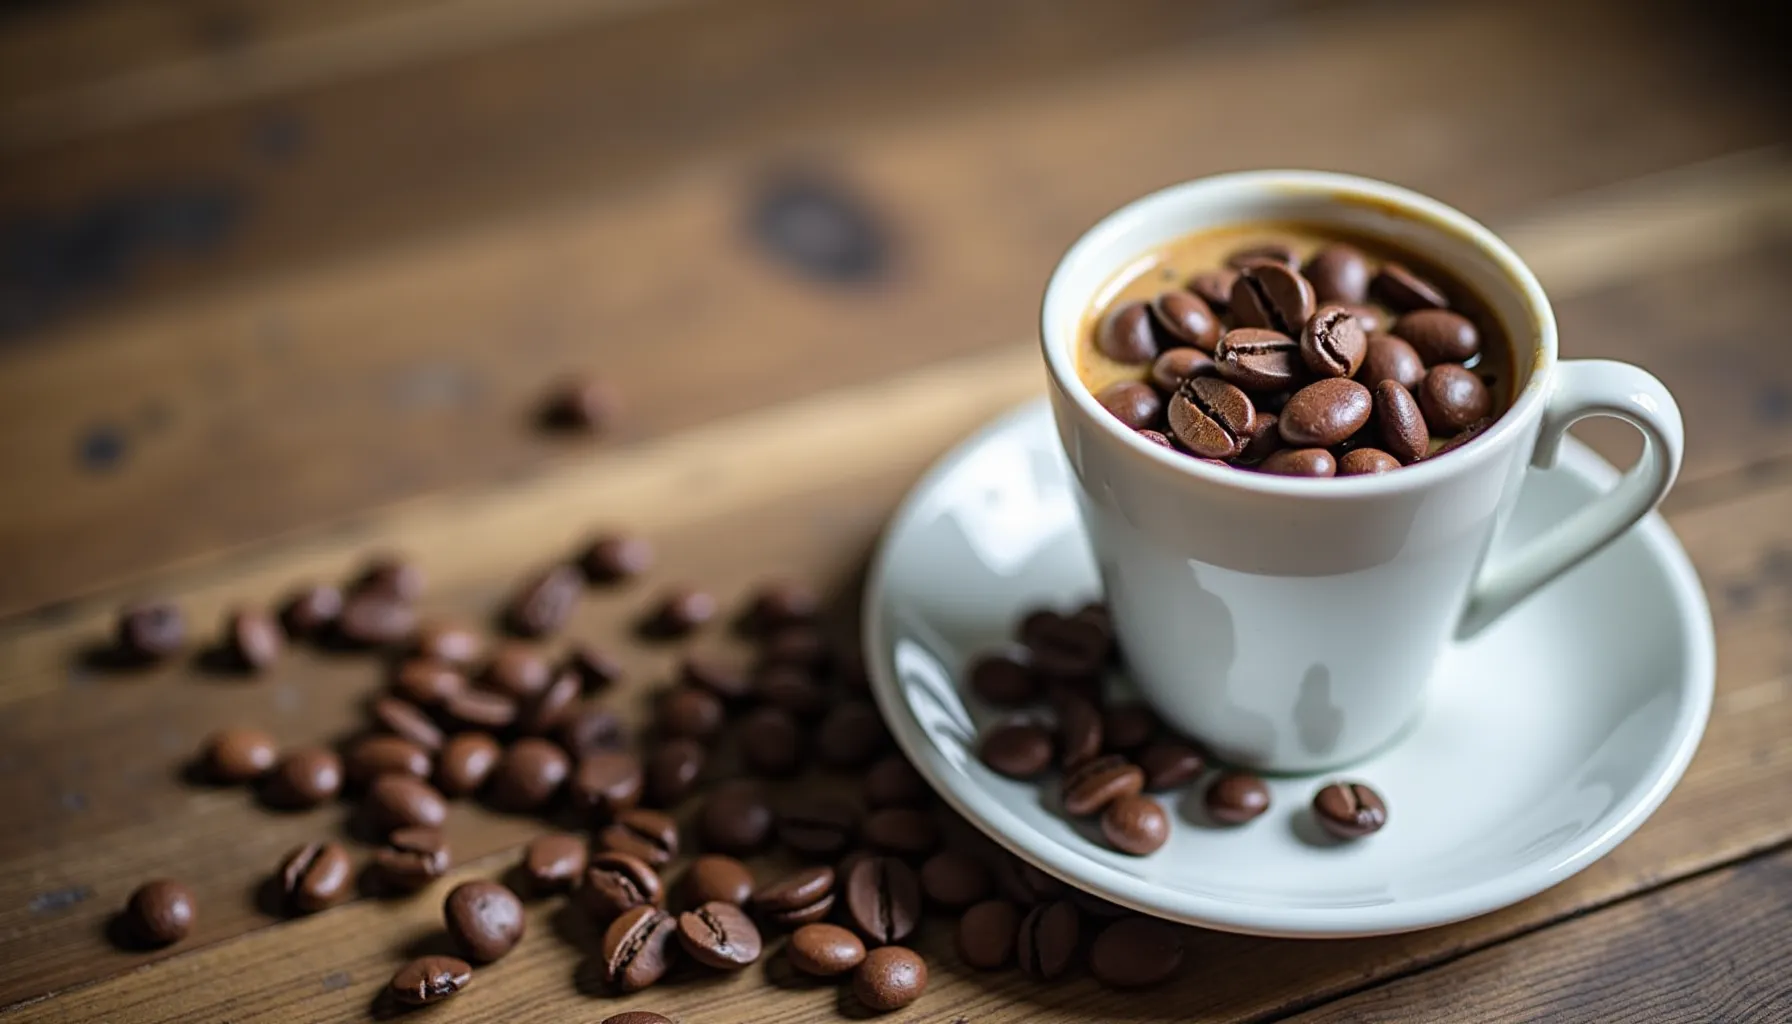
{"left": 557, "top": 703, "right": 625, "bottom": 757}
{"left": 445, "top": 879, "right": 525, "bottom": 963}
{"left": 1055, "top": 694, "right": 1104, "bottom": 770}
{"left": 1090, "top": 916, "right": 1186, "bottom": 989}
{"left": 1186, "top": 269, "right": 1237, "bottom": 311}
{"left": 582, "top": 852, "right": 663, "bottom": 922}
{"left": 505, "top": 563, "right": 582, "bottom": 637}
{"left": 752, "top": 865, "right": 836, "bottom": 926}
{"left": 920, "top": 851, "right": 991, "bottom": 909}
{"left": 1280, "top": 378, "right": 1372, "bottom": 449}
{"left": 678, "top": 900, "right": 763, "bottom": 969}
{"left": 1231, "top": 260, "right": 1316, "bottom": 336}
{"left": 865, "top": 755, "right": 928, "bottom": 809}
{"left": 1136, "top": 740, "right": 1204, "bottom": 791}
{"left": 1303, "top": 243, "right": 1370, "bottom": 304}
{"left": 1016, "top": 900, "right": 1080, "bottom": 981}
{"left": 1419, "top": 363, "right": 1493, "bottom": 435}
{"left": 739, "top": 706, "right": 805, "bottom": 777}
{"left": 1061, "top": 754, "right": 1144, "bottom": 816}
{"left": 1433, "top": 416, "right": 1495, "bottom": 458}
{"left": 1233, "top": 410, "right": 1284, "bottom": 465}
{"left": 517, "top": 669, "right": 581, "bottom": 735}
{"left": 441, "top": 688, "right": 518, "bottom": 731}
{"left": 353, "top": 556, "right": 425, "bottom": 602}
{"left": 367, "top": 773, "right": 449, "bottom": 833}
{"left": 263, "top": 747, "right": 342, "bottom": 808}
{"left": 572, "top": 751, "right": 645, "bottom": 819}
{"left": 541, "top": 375, "right": 617, "bottom": 431}
{"left": 336, "top": 592, "right": 417, "bottom": 647}
{"left": 1149, "top": 347, "right": 1217, "bottom": 394}
{"left": 602, "top": 904, "right": 679, "bottom": 992}
{"left": 221, "top": 607, "right": 283, "bottom": 671}
{"left": 788, "top": 922, "right": 866, "bottom": 976}
{"left": 371, "top": 696, "right": 443, "bottom": 753}
{"left": 390, "top": 955, "right": 471, "bottom": 1007}
{"left": 1313, "top": 781, "right": 1388, "bottom": 839}
{"left": 1301, "top": 305, "right": 1368, "bottom": 379}
{"left": 993, "top": 856, "right": 1066, "bottom": 906}
{"left": 1150, "top": 289, "right": 1221, "bottom": 350}
{"left": 601, "top": 808, "right": 680, "bottom": 866}
{"left": 377, "top": 827, "right": 450, "bottom": 892}
{"left": 346, "top": 734, "right": 432, "bottom": 785}
{"left": 435, "top": 732, "right": 502, "bottom": 797}
{"left": 1168, "top": 375, "right": 1255, "bottom": 459}
{"left": 1372, "top": 262, "right": 1449, "bottom": 311}
{"left": 200, "top": 727, "right": 278, "bottom": 783}
{"left": 520, "top": 833, "right": 587, "bottom": 894}
{"left": 777, "top": 798, "right": 857, "bottom": 858}
{"left": 566, "top": 643, "right": 624, "bottom": 691}
{"left": 1205, "top": 771, "right": 1271, "bottom": 824}
{"left": 1394, "top": 309, "right": 1479, "bottom": 364}
{"left": 484, "top": 644, "right": 552, "bottom": 700}
{"left": 391, "top": 658, "right": 466, "bottom": 707}
{"left": 1095, "top": 300, "right": 1158, "bottom": 364}
{"left": 699, "top": 780, "right": 774, "bottom": 854}
{"left": 653, "top": 686, "right": 721, "bottom": 741}
{"left": 279, "top": 841, "right": 353, "bottom": 913}
{"left": 864, "top": 808, "right": 939, "bottom": 859}
{"left": 117, "top": 601, "right": 184, "bottom": 661}
{"left": 1360, "top": 332, "right": 1427, "bottom": 390}
{"left": 1100, "top": 704, "right": 1158, "bottom": 754}
{"left": 1214, "top": 328, "right": 1302, "bottom": 394}
{"left": 683, "top": 854, "right": 755, "bottom": 906}
{"left": 760, "top": 625, "right": 834, "bottom": 669}
{"left": 643, "top": 586, "right": 717, "bottom": 637}
{"left": 1101, "top": 794, "right": 1170, "bottom": 855}
{"left": 1095, "top": 381, "right": 1163, "bottom": 430}
{"left": 646, "top": 738, "right": 706, "bottom": 806}
{"left": 123, "top": 879, "right": 194, "bottom": 946}
{"left": 817, "top": 701, "right": 889, "bottom": 770}
{"left": 1342, "top": 303, "right": 1388, "bottom": 333}
{"left": 279, "top": 584, "right": 342, "bottom": 638}
{"left": 678, "top": 650, "right": 751, "bottom": 700}
{"left": 753, "top": 663, "right": 829, "bottom": 719}
{"left": 1374, "top": 379, "right": 1430, "bottom": 464}
{"left": 1339, "top": 447, "right": 1401, "bottom": 475}
{"left": 581, "top": 532, "right": 654, "bottom": 583}
{"left": 967, "top": 652, "right": 1036, "bottom": 706}
{"left": 742, "top": 579, "right": 818, "bottom": 633}
{"left": 979, "top": 722, "right": 1053, "bottom": 779}
{"left": 1227, "top": 241, "right": 1297, "bottom": 270}
{"left": 853, "top": 946, "right": 928, "bottom": 1011}
{"left": 413, "top": 621, "right": 484, "bottom": 667}
{"left": 602, "top": 1014, "right": 674, "bottom": 1024}
{"left": 1260, "top": 448, "right": 1337, "bottom": 477}
{"left": 844, "top": 856, "right": 922, "bottom": 944}
{"left": 1024, "top": 613, "right": 1110, "bottom": 682}
{"left": 958, "top": 899, "right": 1020, "bottom": 970}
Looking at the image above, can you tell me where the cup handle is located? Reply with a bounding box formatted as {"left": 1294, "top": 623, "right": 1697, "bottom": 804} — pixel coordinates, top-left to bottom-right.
{"left": 1456, "top": 359, "right": 1684, "bottom": 640}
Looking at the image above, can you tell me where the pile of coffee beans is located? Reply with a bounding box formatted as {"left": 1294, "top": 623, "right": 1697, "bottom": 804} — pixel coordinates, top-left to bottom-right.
{"left": 1090, "top": 240, "right": 1501, "bottom": 476}
{"left": 971, "top": 602, "right": 1387, "bottom": 853}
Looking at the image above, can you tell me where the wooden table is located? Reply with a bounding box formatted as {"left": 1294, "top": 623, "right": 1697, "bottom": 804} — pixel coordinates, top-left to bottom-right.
{"left": 2, "top": 1, "right": 1789, "bottom": 1020}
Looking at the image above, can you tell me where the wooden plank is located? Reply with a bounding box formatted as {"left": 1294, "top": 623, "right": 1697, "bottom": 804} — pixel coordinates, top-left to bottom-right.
{"left": 1284, "top": 846, "right": 1792, "bottom": 1023}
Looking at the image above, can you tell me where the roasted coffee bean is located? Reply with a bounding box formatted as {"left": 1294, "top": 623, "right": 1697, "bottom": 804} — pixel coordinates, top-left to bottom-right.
{"left": 1186, "top": 268, "right": 1238, "bottom": 311}
{"left": 1374, "top": 379, "right": 1430, "bottom": 464}
{"left": 377, "top": 827, "right": 451, "bottom": 892}
{"left": 1150, "top": 289, "right": 1221, "bottom": 350}
{"left": 743, "top": 579, "right": 818, "bottom": 632}
{"left": 603, "top": 904, "right": 679, "bottom": 992}
{"left": 263, "top": 747, "right": 342, "bottom": 808}
{"left": 582, "top": 852, "right": 663, "bottom": 922}
{"left": 1100, "top": 704, "right": 1158, "bottom": 754}
{"left": 678, "top": 900, "right": 763, "bottom": 969}
{"left": 1101, "top": 794, "right": 1170, "bottom": 855}
{"left": 1280, "top": 378, "right": 1372, "bottom": 448}
{"left": 279, "top": 583, "right": 343, "bottom": 638}
{"left": 1433, "top": 416, "right": 1494, "bottom": 457}
{"left": 844, "top": 856, "right": 922, "bottom": 945}
{"left": 958, "top": 899, "right": 1020, "bottom": 970}
{"left": 413, "top": 621, "right": 484, "bottom": 666}
{"left": 371, "top": 696, "right": 443, "bottom": 753}
{"left": 760, "top": 625, "right": 833, "bottom": 669}
{"left": 1419, "top": 364, "right": 1493, "bottom": 435}
{"left": 1214, "top": 328, "right": 1302, "bottom": 394}
{"left": 222, "top": 607, "right": 283, "bottom": 671}
{"left": 777, "top": 798, "right": 857, "bottom": 858}
{"left": 994, "top": 856, "right": 1066, "bottom": 906}
{"left": 1360, "top": 332, "right": 1427, "bottom": 390}
{"left": 336, "top": 592, "right": 417, "bottom": 647}
{"left": 484, "top": 644, "right": 553, "bottom": 700}
{"left": 124, "top": 879, "right": 195, "bottom": 946}
{"left": 572, "top": 751, "right": 645, "bottom": 818}
{"left": 920, "top": 851, "right": 991, "bottom": 909}
{"left": 817, "top": 701, "right": 888, "bottom": 770}
{"left": 854, "top": 946, "right": 928, "bottom": 1011}
{"left": 865, "top": 755, "right": 929, "bottom": 809}
{"left": 200, "top": 727, "right": 278, "bottom": 783}
{"left": 566, "top": 643, "right": 624, "bottom": 692}
{"left": 752, "top": 865, "right": 836, "bottom": 926}
{"left": 558, "top": 703, "right": 625, "bottom": 756}
{"left": 1313, "top": 781, "right": 1388, "bottom": 839}
{"left": 1234, "top": 410, "right": 1284, "bottom": 465}
{"left": 1372, "top": 262, "right": 1449, "bottom": 311}
{"left": 517, "top": 669, "right": 581, "bottom": 735}
{"left": 753, "top": 663, "right": 830, "bottom": 719}
{"left": 699, "top": 780, "right": 774, "bottom": 854}
{"left": 1096, "top": 300, "right": 1158, "bottom": 364}
{"left": 1304, "top": 243, "right": 1370, "bottom": 304}
{"left": 1227, "top": 241, "right": 1298, "bottom": 270}
{"left": 788, "top": 922, "right": 866, "bottom": 976}
{"left": 1026, "top": 613, "right": 1110, "bottom": 680}
{"left": 967, "top": 652, "right": 1036, "bottom": 706}
{"left": 1342, "top": 303, "right": 1388, "bottom": 333}
{"left": 367, "top": 773, "right": 449, "bottom": 832}
{"left": 979, "top": 722, "right": 1053, "bottom": 779}
{"left": 601, "top": 808, "right": 680, "bottom": 866}
{"left": 505, "top": 563, "right": 582, "bottom": 637}
{"left": 643, "top": 586, "right": 718, "bottom": 637}
{"left": 485, "top": 733, "right": 571, "bottom": 809}
{"left": 1205, "top": 772, "right": 1271, "bottom": 824}
{"left": 1339, "top": 447, "right": 1402, "bottom": 475}
{"left": 646, "top": 738, "right": 706, "bottom": 806}
{"left": 581, "top": 532, "right": 654, "bottom": 583}
{"left": 117, "top": 601, "right": 185, "bottom": 661}
{"left": 1168, "top": 375, "right": 1255, "bottom": 459}
{"left": 346, "top": 734, "right": 432, "bottom": 785}
{"left": 1231, "top": 260, "right": 1316, "bottom": 336}
{"left": 1301, "top": 305, "right": 1368, "bottom": 379}
{"left": 863, "top": 808, "right": 938, "bottom": 859}
{"left": 390, "top": 955, "right": 471, "bottom": 1007}
{"left": 739, "top": 706, "right": 804, "bottom": 778}
{"left": 391, "top": 658, "right": 466, "bottom": 707}
{"left": 657, "top": 685, "right": 724, "bottom": 740}
{"left": 683, "top": 854, "right": 755, "bottom": 906}
{"left": 1260, "top": 447, "right": 1337, "bottom": 477}
{"left": 353, "top": 556, "right": 424, "bottom": 602}
{"left": 1136, "top": 740, "right": 1204, "bottom": 791}
{"left": 520, "top": 833, "right": 587, "bottom": 894}
{"left": 1149, "top": 347, "right": 1217, "bottom": 393}
{"left": 435, "top": 732, "right": 502, "bottom": 797}
{"left": 279, "top": 841, "right": 353, "bottom": 913}
{"left": 541, "top": 375, "right": 617, "bottom": 431}
{"left": 1394, "top": 309, "right": 1479, "bottom": 364}
{"left": 1095, "top": 381, "right": 1163, "bottom": 430}
{"left": 444, "top": 880, "right": 525, "bottom": 963}
{"left": 1016, "top": 900, "right": 1080, "bottom": 981}
{"left": 1056, "top": 694, "right": 1104, "bottom": 770}
{"left": 678, "top": 650, "right": 751, "bottom": 700}
{"left": 441, "top": 687, "right": 518, "bottom": 731}
{"left": 602, "top": 1013, "right": 674, "bottom": 1024}
{"left": 1061, "top": 754, "right": 1144, "bottom": 816}
{"left": 1090, "top": 916, "right": 1186, "bottom": 989}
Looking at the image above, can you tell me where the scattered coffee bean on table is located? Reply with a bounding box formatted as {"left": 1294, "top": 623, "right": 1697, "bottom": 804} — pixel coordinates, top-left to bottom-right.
{"left": 390, "top": 657, "right": 466, "bottom": 707}
{"left": 601, "top": 1014, "right": 674, "bottom": 1024}
{"left": 854, "top": 945, "right": 928, "bottom": 1011}
{"left": 521, "top": 834, "right": 587, "bottom": 894}
{"left": 751, "top": 865, "right": 836, "bottom": 927}
{"left": 352, "top": 556, "right": 424, "bottom": 602}
{"left": 775, "top": 799, "right": 857, "bottom": 860}
{"left": 600, "top": 808, "right": 680, "bottom": 866}
{"left": 123, "top": 879, "right": 195, "bottom": 946}
{"left": 221, "top": 607, "right": 283, "bottom": 671}
{"left": 1016, "top": 900, "right": 1081, "bottom": 981}
{"left": 682, "top": 854, "right": 755, "bottom": 906}
{"left": 920, "top": 850, "right": 992, "bottom": 909}
{"left": 957, "top": 899, "right": 1020, "bottom": 970}
{"left": 641, "top": 586, "right": 717, "bottom": 638}
{"left": 335, "top": 591, "right": 418, "bottom": 647}
{"left": 413, "top": 620, "right": 485, "bottom": 666}
{"left": 487, "top": 737, "right": 570, "bottom": 812}
{"left": 279, "top": 841, "right": 354, "bottom": 913}
{"left": 646, "top": 738, "right": 706, "bottom": 805}
{"left": 370, "top": 696, "right": 444, "bottom": 752}
{"left": 435, "top": 731, "right": 502, "bottom": 797}
{"left": 389, "top": 955, "right": 471, "bottom": 1007}
{"left": 541, "top": 375, "right": 618, "bottom": 432}
{"left": 844, "top": 856, "right": 921, "bottom": 945}
{"left": 582, "top": 852, "right": 664, "bottom": 922}
{"left": 657, "top": 685, "right": 724, "bottom": 739}
{"left": 1089, "top": 916, "right": 1186, "bottom": 989}
{"left": 1205, "top": 772, "right": 1271, "bottom": 825}
{"left": 581, "top": 532, "right": 654, "bottom": 583}
{"left": 677, "top": 900, "right": 763, "bottom": 969}
{"left": 279, "top": 583, "right": 342, "bottom": 638}
{"left": 505, "top": 563, "right": 583, "bottom": 637}
{"left": 366, "top": 773, "right": 449, "bottom": 832}
{"left": 444, "top": 880, "right": 526, "bottom": 963}
{"left": 865, "top": 754, "right": 929, "bottom": 808}
{"left": 116, "top": 601, "right": 185, "bottom": 662}
{"left": 345, "top": 734, "right": 431, "bottom": 784}
{"left": 199, "top": 727, "right": 278, "bottom": 783}
{"left": 699, "top": 780, "right": 773, "bottom": 854}
{"left": 863, "top": 807, "right": 938, "bottom": 859}
{"left": 262, "top": 747, "right": 342, "bottom": 809}
{"left": 603, "top": 904, "right": 679, "bottom": 992}
{"left": 1312, "top": 780, "right": 1388, "bottom": 839}
{"left": 377, "top": 828, "right": 451, "bottom": 892}
{"left": 788, "top": 922, "right": 866, "bottom": 976}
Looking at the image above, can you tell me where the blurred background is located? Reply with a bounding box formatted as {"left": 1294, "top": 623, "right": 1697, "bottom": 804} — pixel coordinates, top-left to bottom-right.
{"left": 0, "top": 0, "right": 1787, "bottom": 617}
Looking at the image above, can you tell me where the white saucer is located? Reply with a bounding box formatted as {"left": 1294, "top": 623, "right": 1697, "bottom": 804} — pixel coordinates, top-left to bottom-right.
{"left": 863, "top": 399, "right": 1713, "bottom": 938}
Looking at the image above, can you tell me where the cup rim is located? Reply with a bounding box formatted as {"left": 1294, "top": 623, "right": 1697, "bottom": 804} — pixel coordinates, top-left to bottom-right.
{"left": 1039, "top": 170, "right": 1556, "bottom": 498}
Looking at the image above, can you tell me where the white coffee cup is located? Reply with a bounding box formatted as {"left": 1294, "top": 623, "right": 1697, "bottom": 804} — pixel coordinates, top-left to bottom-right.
{"left": 1041, "top": 171, "right": 1684, "bottom": 773}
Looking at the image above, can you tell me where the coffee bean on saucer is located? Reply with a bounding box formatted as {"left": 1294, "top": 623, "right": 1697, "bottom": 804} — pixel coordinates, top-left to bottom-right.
{"left": 817, "top": 701, "right": 889, "bottom": 769}
{"left": 566, "top": 643, "right": 625, "bottom": 692}
{"left": 1101, "top": 794, "right": 1169, "bottom": 855}
{"left": 753, "top": 664, "right": 829, "bottom": 719}
{"left": 279, "top": 841, "right": 353, "bottom": 913}
{"left": 678, "top": 650, "right": 751, "bottom": 700}
{"left": 968, "top": 652, "right": 1037, "bottom": 706}
{"left": 346, "top": 734, "right": 432, "bottom": 784}
{"left": 863, "top": 808, "right": 938, "bottom": 859}
{"left": 1300, "top": 305, "right": 1368, "bottom": 380}
{"left": 1339, "top": 448, "right": 1401, "bottom": 475}
{"left": 788, "top": 922, "right": 865, "bottom": 976}
{"left": 1280, "top": 378, "right": 1372, "bottom": 448}
{"left": 920, "top": 851, "right": 991, "bottom": 909}
{"left": 1056, "top": 695, "right": 1104, "bottom": 770}
{"left": 844, "top": 856, "right": 921, "bottom": 945}
{"left": 414, "top": 620, "right": 484, "bottom": 666}
{"left": 1090, "top": 916, "right": 1186, "bottom": 989}
{"left": 435, "top": 732, "right": 501, "bottom": 797}
{"left": 1096, "top": 381, "right": 1163, "bottom": 430}
{"left": 581, "top": 532, "right": 654, "bottom": 583}
{"left": 262, "top": 747, "right": 342, "bottom": 808}
{"left": 221, "top": 607, "right": 283, "bottom": 671}
{"left": 391, "top": 658, "right": 466, "bottom": 707}
{"left": 1231, "top": 260, "right": 1316, "bottom": 336}
{"left": 1151, "top": 289, "right": 1221, "bottom": 350}
{"left": 521, "top": 833, "right": 587, "bottom": 894}
{"left": 1016, "top": 900, "right": 1080, "bottom": 981}
{"left": 367, "top": 773, "right": 449, "bottom": 833}
{"left": 336, "top": 592, "right": 417, "bottom": 647}
{"left": 641, "top": 586, "right": 718, "bottom": 638}
{"left": 1361, "top": 332, "right": 1426, "bottom": 391}
{"left": 1186, "top": 269, "right": 1238, "bottom": 311}
{"left": 558, "top": 703, "right": 625, "bottom": 757}
{"left": 582, "top": 852, "right": 663, "bottom": 922}
{"left": 603, "top": 905, "right": 679, "bottom": 992}
{"left": 751, "top": 865, "right": 837, "bottom": 927}
{"left": 678, "top": 900, "right": 763, "bottom": 969}
{"left": 1205, "top": 772, "right": 1271, "bottom": 824}
{"left": 854, "top": 946, "right": 928, "bottom": 1011}
{"left": 1420, "top": 364, "right": 1493, "bottom": 435}
{"left": 117, "top": 601, "right": 184, "bottom": 662}
{"left": 1096, "top": 300, "right": 1158, "bottom": 364}
{"left": 279, "top": 584, "right": 343, "bottom": 638}
{"left": 390, "top": 955, "right": 471, "bottom": 1007}
{"left": 699, "top": 780, "right": 774, "bottom": 854}
{"left": 777, "top": 797, "right": 857, "bottom": 858}
{"left": 505, "top": 563, "right": 582, "bottom": 638}
{"left": 683, "top": 854, "right": 755, "bottom": 906}
{"left": 979, "top": 722, "right": 1053, "bottom": 779}
{"left": 1136, "top": 740, "right": 1204, "bottom": 791}
{"left": 865, "top": 754, "right": 928, "bottom": 808}
{"left": 441, "top": 688, "right": 518, "bottom": 732}
{"left": 601, "top": 808, "right": 680, "bottom": 866}
{"left": 1260, "top": 448, "right": 1337, "bottom": 477}
{"left": 124, "top": 879, "right": 195, "bottom": 946}
{"left": 1149, "top": 347, "right": 1217, "bottom": 393}
{"left": 1313, "top": 781, "right": 1388, "bottom": 839}
{"left": 1374, "top": 379, "right": 1430, "bottom": 464}
{"left": 1100, "top": 704, "right": 1158, "bottom": 754}
{"left": 646, "top": 738, "right": 706, "bottom": 806}
{"left": 377, "top": 827, "right": 451, "bottom": 892}
{"left": 445, "top": 880, "right": 525, "bottom": 963}
{"left": 957, "top": 899, "right": 1020, "bottom": 970}
{"left": 1304, "top": 243, "right": 1370, "bottom": 304}
{"left": 1169, "top": 375, "right": 1255, "bottom": 458}
{"left": 1061, "top": 754, "right": 1144, "bottom": 816}
{"left": 200, "top": 727, "right": 278, "bottom": 783}
{"left": 739, "top": 706, "right": 804, "bottom": 778}
{"left": 1373, "top": 262, "right": 1449, "bottom": 311}
{"left": 572, "top": 750, "right": 645, "bottom": 819}
{"left": 352, "top": 556, "right": 424, "bottom": 602}
{"left": 541, "top": 375, "right": 618, "bottom": 432}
